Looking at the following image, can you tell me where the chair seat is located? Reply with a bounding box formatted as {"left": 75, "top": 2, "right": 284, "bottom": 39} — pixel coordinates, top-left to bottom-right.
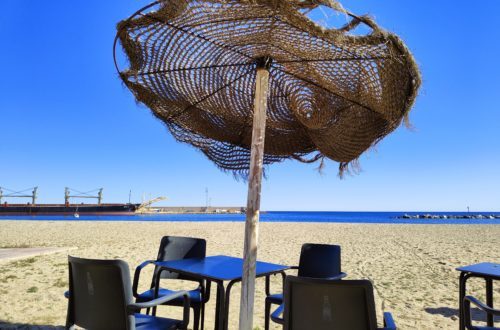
{"left": 266, "top": 293, "right": 283, "bottom": 304}
{"left": 135, "top": 313, "right": 181, "bottom": 330}
{"left": 137, "top": 288, "right": 202, "bottom": 304}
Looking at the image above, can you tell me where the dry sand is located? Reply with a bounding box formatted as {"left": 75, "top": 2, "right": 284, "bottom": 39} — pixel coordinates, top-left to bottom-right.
{"left": 0, "top": 220, "right": 498, "bottom": 329}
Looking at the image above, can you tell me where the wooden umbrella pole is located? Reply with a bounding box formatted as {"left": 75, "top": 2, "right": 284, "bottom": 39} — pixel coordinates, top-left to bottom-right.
{"left": 239, "top": 57, "right": 271, "bottom": 330}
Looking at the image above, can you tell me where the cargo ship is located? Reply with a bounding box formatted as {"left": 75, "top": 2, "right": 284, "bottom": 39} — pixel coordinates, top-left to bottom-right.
{"left": 0, "top": 203, "right": 139, "bottom": 215}
{"left": 0, "top": 187, "right": 139, "bottom": 215}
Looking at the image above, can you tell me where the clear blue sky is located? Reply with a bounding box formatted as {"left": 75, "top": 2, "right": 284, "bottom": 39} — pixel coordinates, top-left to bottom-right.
{"left": 1, "top": 1, "right": 499, "bottom": 211}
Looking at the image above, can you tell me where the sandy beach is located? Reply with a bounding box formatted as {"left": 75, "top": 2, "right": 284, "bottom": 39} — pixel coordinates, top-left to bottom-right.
{"left": 0, "top": 220, "right": 498, "bottom": 329}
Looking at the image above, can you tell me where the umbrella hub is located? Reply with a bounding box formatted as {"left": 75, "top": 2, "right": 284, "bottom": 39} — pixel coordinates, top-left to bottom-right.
{"left": 255, "top": 56, "right": 273, "bottom": 70}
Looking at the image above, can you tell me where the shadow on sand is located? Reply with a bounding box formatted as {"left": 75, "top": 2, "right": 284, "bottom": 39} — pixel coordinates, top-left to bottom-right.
{"left": 425, "top": 307, "right": 500, "bottom": 323}
{"left": 0, "top": 322, "right": 64, "bottom": 330}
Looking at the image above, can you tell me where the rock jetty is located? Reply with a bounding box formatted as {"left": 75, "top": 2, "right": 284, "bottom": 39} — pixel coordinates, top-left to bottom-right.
{"left": 397, "top": 214, "right": 500, "bottom": 220}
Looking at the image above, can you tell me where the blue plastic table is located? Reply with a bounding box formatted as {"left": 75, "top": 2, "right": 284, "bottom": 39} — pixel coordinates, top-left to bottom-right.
{"left": 456, "top": 262, "right": 500, "bottom": 329}
{"left": 155, "top": 255, "right": 289, "bottom": 330}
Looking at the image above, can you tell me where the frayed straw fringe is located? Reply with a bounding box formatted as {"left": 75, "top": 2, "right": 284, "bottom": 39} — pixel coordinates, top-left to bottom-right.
{"left": 115, "top": 0, "right": 421, "bottom": 180}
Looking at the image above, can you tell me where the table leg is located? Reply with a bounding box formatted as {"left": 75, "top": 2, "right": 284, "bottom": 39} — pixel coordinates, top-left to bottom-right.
{"left": 486, "top": 278, "right": 493, "bottom": 327}
{"left": 459, "top": 272, "right": 466, "bottom": 330}
{"left": 214, "top": 281, "right": 226, "bottom": 330}
{"left": 265, "top": 275, "right": 270, "bottom": 296}
{"left": 223, "top": 280, "right": 238, "bottom": 330}
{"left": 202, "top": 280, "right": 211, "bottom": 330}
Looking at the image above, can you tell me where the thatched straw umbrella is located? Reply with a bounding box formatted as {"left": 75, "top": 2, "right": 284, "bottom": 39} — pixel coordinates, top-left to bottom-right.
{"left": 114, "top": 0, "right": 420, "bottom": 328}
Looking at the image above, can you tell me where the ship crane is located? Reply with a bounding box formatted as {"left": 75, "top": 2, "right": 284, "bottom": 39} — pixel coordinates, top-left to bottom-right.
{"left": 65, "top": 187, "right": 103, "bottom": 205}
{"left": 0, "top": 186, "right": 38, "bottom": 205}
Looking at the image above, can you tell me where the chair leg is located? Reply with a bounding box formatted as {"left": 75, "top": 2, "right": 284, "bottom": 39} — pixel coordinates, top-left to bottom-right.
{"left": 265, "top": 299, "right": 271, "bottom": 330}
{"left": 200, "top": 302, "right": 205, "bottom": 330}
{"left": 193, "top": 306, "right": 201, "bottom": 330}
{"left": 145, "top": 307, "right": 150, "bottom": 315}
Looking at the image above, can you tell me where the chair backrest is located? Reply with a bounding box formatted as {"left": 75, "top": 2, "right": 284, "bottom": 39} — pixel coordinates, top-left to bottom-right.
{"left": 67, "top": 256, "right": 135, "bottom": 330}
{"left": 283, "top": 276, "right": 378, "bottom": 330}
{"left": 154, "top": 236, "right": 206, "bottom": 281}
{"left": 298, "top": 243, "right": 341, "bottom": 278}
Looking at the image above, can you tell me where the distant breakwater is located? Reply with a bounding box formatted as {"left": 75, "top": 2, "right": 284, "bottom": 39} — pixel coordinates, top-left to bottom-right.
{"left": 397, "top": 214, "right": 500, "bottom": 220}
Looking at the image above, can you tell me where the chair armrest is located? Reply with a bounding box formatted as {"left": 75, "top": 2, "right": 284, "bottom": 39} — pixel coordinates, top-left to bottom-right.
{"left": 64, "top": 291, "right": 70, "bottom": 299}
{"left": 463, "top": 295, "right": 500, "bottom": 329}
{"left": 325, "top": 272, "right": 347, "bottom": 280}
{"left": 129, "top": 291, "right": 190, "bottom": 328}
{"left": 464, "top": 295, "right": 500, "bottom": 317}
{"left": 132, "top": 260, "right": 156, "bottom": 297}
{"left": 381, "top": 312, "right": 396, "bottom": 330}
{"left": 128, "top": 290, "right": 190, "bottom": 311}
{"left": 289, "top": 266, "right": 299, "bottom": 270}
{"left": 270, "top": 304, "right": 284, "bottom": 325}
{"left": 265, "top": 271, "right": 287, "bottom": 296}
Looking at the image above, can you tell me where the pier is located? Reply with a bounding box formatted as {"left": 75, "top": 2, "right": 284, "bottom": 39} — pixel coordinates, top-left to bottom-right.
{"left": 398, "top": 214, "right": 500, "bottom": 220}
{"left": 138, "top": 206, "right": 245, "bottom": 214}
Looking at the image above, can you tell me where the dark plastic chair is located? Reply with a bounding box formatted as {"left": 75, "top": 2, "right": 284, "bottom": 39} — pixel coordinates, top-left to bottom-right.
{"left": 133, "top": 236, "right": 209, "bottom": 330}
{"left": 464, "top": 295, "right": 500, "bottom": 329}
{"left": 265, "top": 243, "right": 346, "bottom": 330}
{"left": 271, "top": 276, "right": 396, "bottom": 330}
{"left": 66, "top": 255, "right": 190, "bottom": 330}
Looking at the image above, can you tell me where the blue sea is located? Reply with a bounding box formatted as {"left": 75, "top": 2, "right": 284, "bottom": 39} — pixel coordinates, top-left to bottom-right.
{"left": 1, "top": 211, "right": 499, "bottom": 224}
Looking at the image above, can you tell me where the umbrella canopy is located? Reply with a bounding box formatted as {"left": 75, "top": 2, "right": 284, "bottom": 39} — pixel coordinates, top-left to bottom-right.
{"left": 115, "top": 0, "right": 420, "bottom": 177}
{"left": 114, "top": 1, "right": 421, "bottom": 329}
